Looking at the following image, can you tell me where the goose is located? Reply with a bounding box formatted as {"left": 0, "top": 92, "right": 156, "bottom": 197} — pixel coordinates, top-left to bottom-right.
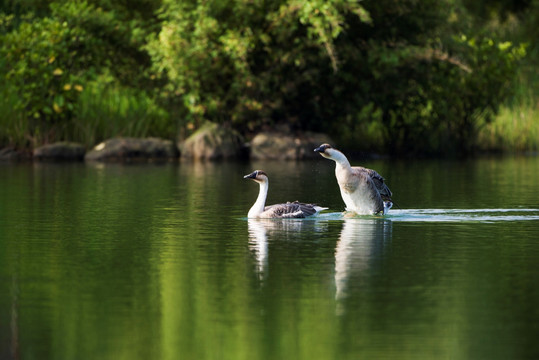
{"left": 314, "top": 144, "right": 393, "bottom": 215}
{"left": 244, "top": 170, "right": 328, "bottom": 218}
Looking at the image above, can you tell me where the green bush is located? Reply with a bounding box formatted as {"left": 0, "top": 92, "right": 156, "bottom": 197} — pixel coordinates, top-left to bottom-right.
{"left": 1, "top": 12, "right": 85, "bottom": 145}
{"left": 0, "top": 1, "right": 159, "bottom": 147}
{"left": 353, "top": 35, "right": 526, "bottom": 155}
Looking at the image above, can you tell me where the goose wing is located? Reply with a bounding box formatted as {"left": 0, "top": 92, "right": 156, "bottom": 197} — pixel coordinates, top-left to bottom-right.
{"left": 263, "top": 201, "right": 320, "bottom": 218}
{"left": 354, "top": 166, "right": 393, "bottom": 201}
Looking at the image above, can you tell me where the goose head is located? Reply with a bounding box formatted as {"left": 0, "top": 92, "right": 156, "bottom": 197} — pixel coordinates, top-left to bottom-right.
{"left": 314, "top": 143, "right": 338, "bottom": 159}
{"left": 244, "top": 170, "right": 269, "bottom": 184}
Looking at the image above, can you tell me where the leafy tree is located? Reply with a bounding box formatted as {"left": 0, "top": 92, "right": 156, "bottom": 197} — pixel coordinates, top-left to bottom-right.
{"left": 145, "top": 0, "right": 370, "bottom": 133}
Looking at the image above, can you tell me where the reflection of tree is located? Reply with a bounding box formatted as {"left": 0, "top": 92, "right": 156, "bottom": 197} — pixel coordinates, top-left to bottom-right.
{"left": 335, "top": 218, "right": 392, "bottom": 315}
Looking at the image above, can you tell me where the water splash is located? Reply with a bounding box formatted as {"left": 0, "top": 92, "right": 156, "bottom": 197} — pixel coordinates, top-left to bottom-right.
{"left": 316, "top": 209, "right": 539, "bottom": 223}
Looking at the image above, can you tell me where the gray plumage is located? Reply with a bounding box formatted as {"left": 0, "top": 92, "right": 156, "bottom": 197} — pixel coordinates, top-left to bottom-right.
{"left": 263, "top": 201, "right": 320, "bottom": 218}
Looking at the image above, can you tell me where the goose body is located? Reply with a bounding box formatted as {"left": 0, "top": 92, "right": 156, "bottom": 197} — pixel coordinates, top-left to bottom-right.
{"left": 244, "top": 170, "right": 327, "bottom": 218}
{"left": 314, "top": 144, "right": 393, "bottom": 215}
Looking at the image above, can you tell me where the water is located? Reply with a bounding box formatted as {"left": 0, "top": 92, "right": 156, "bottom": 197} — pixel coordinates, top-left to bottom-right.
{"left": 1, "top": 156, "right": 538, "bottom": 359}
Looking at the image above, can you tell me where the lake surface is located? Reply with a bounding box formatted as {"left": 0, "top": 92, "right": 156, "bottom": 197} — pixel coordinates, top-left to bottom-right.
{"left": 1, "top": 155, "right": 538, "bottom": 359}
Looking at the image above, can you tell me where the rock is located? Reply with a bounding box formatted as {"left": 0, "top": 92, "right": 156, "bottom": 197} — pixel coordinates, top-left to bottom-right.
{"left": 179, "top": 122, "right": 245, "bottom": 160}
{"left": 33, "top": 142, "right": 86, "bottom": 161}
{"left": 0, "top": 147, "right": 20, "bottom": 161}
{"left": 85, "top": 137, "right": 178, "bottom": 162}
{"left": 0, "top": 147, "right": 31, "bottom": 161}
{"left": 250, "top": 131, "right": 333, "bottom": 160}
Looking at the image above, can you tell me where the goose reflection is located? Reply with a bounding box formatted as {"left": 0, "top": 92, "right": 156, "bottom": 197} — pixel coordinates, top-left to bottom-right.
{"left": 247, "top": 219, "right": 270, "bottom": 281}
{"left": 247, "top": 218, "right": 329, "bottom": 282}
{"left": 335, "top": 217, "right": 392, "bottom": 314}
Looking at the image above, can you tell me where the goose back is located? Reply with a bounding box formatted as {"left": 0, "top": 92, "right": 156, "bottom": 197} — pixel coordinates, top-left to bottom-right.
{"left": 262, "top": 201, "right": 323, "bottom": 218}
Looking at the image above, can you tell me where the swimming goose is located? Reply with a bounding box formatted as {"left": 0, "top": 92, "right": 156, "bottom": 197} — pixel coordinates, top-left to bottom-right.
{"left": 314, "top": 144, "right": 393, "bottom": 215}
{"left": 244, "top": 170, "right": 327, "bottom": 218}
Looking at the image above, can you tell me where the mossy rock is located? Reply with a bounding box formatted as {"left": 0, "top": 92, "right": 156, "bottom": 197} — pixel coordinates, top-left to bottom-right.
{"left": 0, "top": 147, "right": 31, "bottom": 161}
{"left": 179, "top": 122, "right": 245, "bottom": 160}
{"left": 250, "top": 131, "right": 333, "bottom": 160}
{"left": 85, "top": 137, "right": 178, "bottom": 162}
{"left": 33, "top": 142, "right": 86, "bottom": 161}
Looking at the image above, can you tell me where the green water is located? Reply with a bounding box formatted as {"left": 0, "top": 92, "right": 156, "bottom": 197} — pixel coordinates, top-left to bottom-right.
{"left": 1, "top": 156, "right": 538, "bottom": 359}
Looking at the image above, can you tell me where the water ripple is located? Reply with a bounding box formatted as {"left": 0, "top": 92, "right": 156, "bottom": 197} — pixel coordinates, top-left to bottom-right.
{"left": 316, "top": 209, "right": 539, "bottom": 223}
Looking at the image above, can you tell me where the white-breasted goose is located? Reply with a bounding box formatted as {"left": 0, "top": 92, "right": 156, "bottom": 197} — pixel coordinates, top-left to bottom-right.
{"left": 314, "top": 144, "right": 393, "bottom": 215}
{"left": 244, "top": 170, "right": 328, "bottom": 218}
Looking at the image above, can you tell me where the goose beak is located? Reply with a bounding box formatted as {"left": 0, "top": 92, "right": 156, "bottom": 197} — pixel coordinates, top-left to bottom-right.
{"left": 244, "top": 171, "right": 257, "bottom": 179}
{"left": 314, "top": 145, "right": 326, "bottom": 153}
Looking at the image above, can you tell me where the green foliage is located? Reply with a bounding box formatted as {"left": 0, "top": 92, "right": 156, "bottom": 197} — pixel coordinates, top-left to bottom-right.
{"left": 0, "top": 0, "right": 534, "bottom": 155}
{"left": 145, "top": 0, "right": 526, "bottom": 155}
{"left": 314, "top": 1, "right": 526, "bottom": 155}
{"left": 145, "top": 0, "right": 368, "bottom": 131}
{"left": 0, "top": 57, "right": 28, "bottom": 148}
{"left": 434, "top": 36, "right": 526, "bottom": 153}
{"left": 1, "top": 12, "right": 84, "bottom": 145}
{"left": 0, "top": 1, "right": 166, "bottom": 147}
{"left": 344, "top": 34, "right": 526, "bottom": 155}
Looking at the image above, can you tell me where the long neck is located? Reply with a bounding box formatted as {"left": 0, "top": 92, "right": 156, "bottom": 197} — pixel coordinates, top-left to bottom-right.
{"left": 248, "top": 180, "right": 268, "bottom": 217}
{"left": 331, "top": 150, "right": 352, "bottom": 170}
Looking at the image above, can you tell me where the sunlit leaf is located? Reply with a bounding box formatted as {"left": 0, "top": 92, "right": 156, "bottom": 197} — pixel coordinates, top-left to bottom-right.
{"left": 53, "top": 102, "right": 62, "bottom": 113}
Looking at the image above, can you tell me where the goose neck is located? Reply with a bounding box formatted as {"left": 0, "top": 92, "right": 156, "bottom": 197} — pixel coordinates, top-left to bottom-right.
{"left": 248, "top": 180, "right": 268, "bottom": 217}
{"left": 332, "top": 150, "right": 351, "bottom": 169}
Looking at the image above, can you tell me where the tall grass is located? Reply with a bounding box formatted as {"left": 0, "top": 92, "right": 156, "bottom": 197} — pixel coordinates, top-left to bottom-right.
{"left": 478, "top": 67, "right": 539, "bottom": 152}
{"left": 68, "top": 80, "right": 174, "bottom": 148}
{"left": 478, "top": 104, "right": 539, "bottom": 152}
{"left": 477, "top": 70, "right": 539, "bottom": 152}
{"left": 1, "top": 74, "right": 174, "bottom": 149}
